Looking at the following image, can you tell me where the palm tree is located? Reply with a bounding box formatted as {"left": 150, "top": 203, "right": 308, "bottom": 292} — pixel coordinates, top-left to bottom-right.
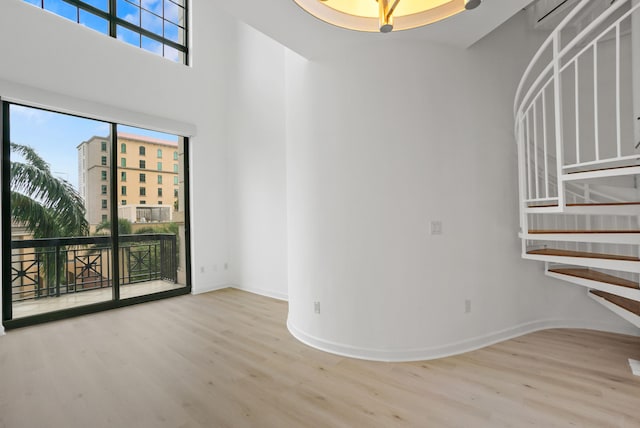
{"left": 10, "top": 142, "right": 88, "bottom": 238}
{"left": 94, "top": 218, "right": 132, "bottom": 235}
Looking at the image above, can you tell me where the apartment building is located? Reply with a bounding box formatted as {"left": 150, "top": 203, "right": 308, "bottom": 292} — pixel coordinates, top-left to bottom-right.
{"left": 78, "top": 133, "right": 179, "bottom": 227}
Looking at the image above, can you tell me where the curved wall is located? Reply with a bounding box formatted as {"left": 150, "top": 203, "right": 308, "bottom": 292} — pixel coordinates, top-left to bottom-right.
{"left": 284, "top": 13, "right": 639, "bottom": 361}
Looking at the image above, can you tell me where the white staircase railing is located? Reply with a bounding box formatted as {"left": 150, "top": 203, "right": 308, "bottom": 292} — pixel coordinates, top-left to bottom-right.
{"left": 515, "top": 0, "right": 640, "bottom": 216}
{"left": 514, "top": 0, "right": 640, "bottom": 331}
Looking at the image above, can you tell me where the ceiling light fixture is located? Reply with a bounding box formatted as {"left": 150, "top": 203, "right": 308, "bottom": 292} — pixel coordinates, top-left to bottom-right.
{"left": 294, "top": 0, "right": 482, "bottom": 33}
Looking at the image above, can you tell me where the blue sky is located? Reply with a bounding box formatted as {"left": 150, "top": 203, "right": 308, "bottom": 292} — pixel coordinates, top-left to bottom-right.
{"left": 9, "top": 104, "right": 178, "bottom": 189}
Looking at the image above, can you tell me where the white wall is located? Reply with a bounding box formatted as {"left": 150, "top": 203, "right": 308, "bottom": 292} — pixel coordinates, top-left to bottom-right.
{"left": 285, "top": 12, "right": 639, "bottom": 361}
{"left": 227, "top": 22, "right": 288, "bottom": 300}
{"left": 0, "top": 0, "right": 237, "bottom": 313}
{"left": 0, "top": 0, "right": 636, "bottom": 356}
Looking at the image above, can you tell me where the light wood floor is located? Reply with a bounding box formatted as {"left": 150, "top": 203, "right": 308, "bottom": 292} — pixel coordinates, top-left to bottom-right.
{"left": 0, "top": 289, "right": 639, "bottom": 428}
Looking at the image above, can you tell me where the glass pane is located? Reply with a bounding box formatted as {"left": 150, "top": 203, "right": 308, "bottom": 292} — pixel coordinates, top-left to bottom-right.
{"left": 9, "top": 105, "right": 113, "bottom": 319}
{"left": 164, "top": 20, "right": 184, "bottom": 44}
{"left": 79, "top": 10, "right": 108, "bottom": 35}
{"left": 115, "top": 126, "right": 186, "bottom": 299}
{"left": 141, "top": 0, "right": 162, "bottom": 15}
{"left": 82, "top": 0, "right": 109, "bottom": 12}
{"left": 141, "top": 10, "right": 163, "bottom": 35}
{"left": 164, "top": 0, "right": 184, "bottom": 26}
{"left": 141, "top": 36, "right": 162, "bottom": 56}
{"left": 163, "top": 45, "right": 183, "bottom": 63}
{"left": 43, "top": 0, "right": 78, "bottom": 22}
{"left": 117, "top": 25, "right": 140, "bottom": 47}
{"left": 24, "top": 0, "right": 42, "bottom": 7}
{"left": 116, "top": 0, "right": 140, "bottom": 25}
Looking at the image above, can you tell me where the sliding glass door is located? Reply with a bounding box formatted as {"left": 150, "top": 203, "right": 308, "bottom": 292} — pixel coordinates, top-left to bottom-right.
{"left": 2, "top": 103, "right": 191, "bottom": 328}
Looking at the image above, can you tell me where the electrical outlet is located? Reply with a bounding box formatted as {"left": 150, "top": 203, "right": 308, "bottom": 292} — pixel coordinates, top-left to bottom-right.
{"left": 430, "top": 220, "right": 443, "bottom": 235}
{"left": 314, "top": 301, "right": 321, "bottom": 314}
{"left": 465, "top": 299, "right": 471, "bottom": 314}
{"left": 200, "top": 266, "right": 205, "bottom": 273}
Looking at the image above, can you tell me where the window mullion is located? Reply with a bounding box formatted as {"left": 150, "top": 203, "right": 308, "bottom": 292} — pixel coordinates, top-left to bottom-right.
{"left": 109, "top": 123, "right": 120, "bottom": 301}
{"left": 109, "top": 0, "right": 118, "bottom": 39}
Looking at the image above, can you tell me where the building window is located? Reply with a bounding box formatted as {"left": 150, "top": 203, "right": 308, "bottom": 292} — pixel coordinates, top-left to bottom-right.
{"left": 122, "top": 200, "right": 127, "bottom": 206}
{"left": 139, "top": 146, "right": 146, "bottom": 156}
{"left": 140, "top": 160, "right": 146, "bottom": 169}
{"left": 23, "top": 0, "right": 188, "bottom": 64}
{"left": 173, "top": 176, "right": 178, "bottom": 185}
{"left": 174, "top": 189, "right": 179, "bottom": 197}
{"left": 140, "top": 173, "right": 146, "bottom": 183}
{"left": 158, "top": 201, "right": 163, "bottom": 205}
{"left": 157, "top": 149, "right": 163, "bottom": 158}
{"left": 101, "top": 185, "right": 107, "bottom": 195}
{"left": 173, "top": 164, "right": 178, "bottom": 173}
{"left": 157, "top": 162, "right": 162, "bottom": 171}
{"left": 121, "top": 186, "right": 127, "bottom": 196}
{"left": 140, "top": 187, "right": 146, "bottom": 196}
{"left": 121, "top": 171, "right": 127, "bottom": 182}
{"left": 101, "top": 170, "right": 108, "bottom": 181}
{"left": 101, "top": 155, "right": 107, "bottom": 166}
{"left": 121, "top": 158, "right": 126, "bottom": 168}
{"left": 101, "top": 141, "right": 107, "bottom": 152}
{"left": 102, "top": 214, "right": 108, "bottom": 223}
{"left": 157, "top": 175, "right": 163, "bottom": 184}
{"left": 140, "top": 200, "right": 146, "bottom": 205}
{"left": 101, "top": 199, "right": 108, "bottom": 209}
{"left": 173, "top": 151, "right": 178, "bottom": 160}
{"left": 121, "top": 143, "right": 127, "bottom": 153}
{"left": 158, "top": 188, "right": 163, "bottom": 197}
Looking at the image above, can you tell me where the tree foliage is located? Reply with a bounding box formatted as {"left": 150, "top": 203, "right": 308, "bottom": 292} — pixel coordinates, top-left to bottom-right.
{"left": 94, "top": 218, "right": 133, "bottom": 235}
{"left": 10, "top": 142, "right": 88, "bottom": 238}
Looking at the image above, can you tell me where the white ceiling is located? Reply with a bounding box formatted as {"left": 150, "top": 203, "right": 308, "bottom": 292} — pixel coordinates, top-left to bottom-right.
{"left": 213, "top": 0, "right": 535, "bottom": 59}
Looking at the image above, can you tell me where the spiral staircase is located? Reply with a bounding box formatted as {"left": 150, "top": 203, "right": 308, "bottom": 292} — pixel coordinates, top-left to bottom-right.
{"left": 515, "top": 0, "right": 640, "bottom": 333}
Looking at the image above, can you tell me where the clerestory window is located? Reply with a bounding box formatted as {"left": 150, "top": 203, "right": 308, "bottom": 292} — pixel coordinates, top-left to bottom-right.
{"left": 23, "top": 0, "right": 188, "bottom": 64}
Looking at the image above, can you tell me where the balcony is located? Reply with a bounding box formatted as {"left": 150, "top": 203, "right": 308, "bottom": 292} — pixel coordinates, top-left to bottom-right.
{"left": 10, "top": 233, "right": 182, "bottom": 319}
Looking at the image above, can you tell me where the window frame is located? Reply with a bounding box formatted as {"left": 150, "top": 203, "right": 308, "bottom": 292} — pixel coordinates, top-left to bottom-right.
{"left": 24, "top": 0, "right": 189, "bottom": 65}
{"left": 1, "top": 101, "right": 193, "bottom": 330}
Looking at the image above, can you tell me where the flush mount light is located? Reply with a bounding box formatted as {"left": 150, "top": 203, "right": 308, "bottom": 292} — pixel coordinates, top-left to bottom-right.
{"left": 294, "top": 0, "right": 482, "bottom": 33}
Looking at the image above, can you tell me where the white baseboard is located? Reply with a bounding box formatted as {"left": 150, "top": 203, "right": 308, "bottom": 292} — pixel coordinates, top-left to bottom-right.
{"left": 191, "top": 283, "right": 230, "bottom": 295}
{"left": 287, "top": 318, "right": 640, "bottom": 362}
{"left": 229, "top": 285, "right": 288, "bottom": 301}
{"left": 629, "top": 359, "right": 640, "bottom": 376}
{"left": 191, "top": 283, "right": 288, "bottom": 301}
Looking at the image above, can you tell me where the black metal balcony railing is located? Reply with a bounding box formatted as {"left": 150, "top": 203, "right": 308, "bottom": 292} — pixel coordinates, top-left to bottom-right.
{"left": 10, "top": 233, "right": 177, "bottom": 302}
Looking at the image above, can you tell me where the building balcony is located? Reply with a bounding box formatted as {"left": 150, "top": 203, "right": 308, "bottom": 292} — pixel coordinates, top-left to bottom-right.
{"left": 10, "top": 233, "right": 182, "bottom": 319}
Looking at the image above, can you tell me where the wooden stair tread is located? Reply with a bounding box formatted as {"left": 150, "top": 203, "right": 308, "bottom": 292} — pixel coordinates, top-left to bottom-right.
{"left": 549, "top": 268, "right": 639, "bottom": 289}
{"left": 529, "top": 229, "right": 640, "bottom": 234}
{"left": 527, "top": 249, "right": 640, "bottom": 261}
{"left": 590, "top": 290, "right": 640, "bottom": 316}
